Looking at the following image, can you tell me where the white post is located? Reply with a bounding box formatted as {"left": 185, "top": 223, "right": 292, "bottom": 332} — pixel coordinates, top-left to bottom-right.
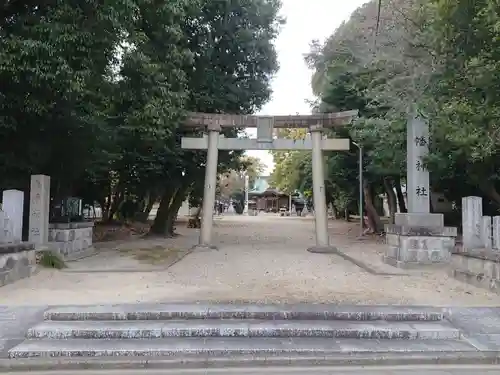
{"left": 2, "top": 189, "right": 24, "bottom": 242}
{"left": 307, "top": 125, "right": 337, "bottom": 253}
{"left": 197, "top": 128, "right": 219, "bottom": 250}
{"left": 352, "top": 142, "right": 364, "bottom": 237}
{"left": 244, "top": 174, "right": 249, "bottom": 214}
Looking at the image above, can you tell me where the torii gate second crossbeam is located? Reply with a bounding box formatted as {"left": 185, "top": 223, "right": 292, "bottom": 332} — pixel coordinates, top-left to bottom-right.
{"left": 181, "top": 111, "right": 358, "bottom": 253}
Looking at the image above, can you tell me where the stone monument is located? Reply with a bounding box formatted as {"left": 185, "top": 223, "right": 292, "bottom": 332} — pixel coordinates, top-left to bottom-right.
{"left": 462, "top": 196, "right": 483, "bottom": 252}
{"left": 494, "top": 216, "right": 500, "bottom": 250}
{"left": 0, "top": 209, "right": 14, "bottom": 243}
{"left": 2, "top": 189, "right": 24, "bottom": 242}
{"left": 481, "top": 216, "right": 493, "bottom": 249}
{"left": 28, "top": 174, "right": 51, "bottom": 246}
{"left": 384, "top": 114, "right": 457, "bottom": 268}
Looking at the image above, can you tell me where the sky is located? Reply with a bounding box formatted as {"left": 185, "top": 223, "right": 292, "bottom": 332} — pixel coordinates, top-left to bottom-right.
{"left": 246, "top": 0, "right": 369, "bottom": 175}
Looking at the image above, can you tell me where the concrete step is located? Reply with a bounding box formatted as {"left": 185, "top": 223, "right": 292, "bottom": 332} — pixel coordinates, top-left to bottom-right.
{"left": 8, "top": 337, "right": 475, "bottom": 358}
{"left": 42, "top": 303, "right": 447, "bottom": 322}
{"left": 26, "top": 319, "right": 460, "bottom": 340}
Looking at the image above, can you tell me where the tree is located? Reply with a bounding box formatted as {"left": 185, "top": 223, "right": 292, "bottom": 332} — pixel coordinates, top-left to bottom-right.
{"left": 270, "top": 128, "right": 309, "bottom": 193}
{"left": 421, "top": 0, "right": 500, "bottom": 208}
{"left": 92, "top": 0, "right": 192, "bottom": 226}
{"left": 219, "top": 156, "right": 265, "bottom": 199}
{"left": 0, "top": 0, "right": 130, "bottom": 195}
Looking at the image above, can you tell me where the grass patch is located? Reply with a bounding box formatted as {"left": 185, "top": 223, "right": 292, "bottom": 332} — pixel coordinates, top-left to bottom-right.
{"left": 118, "top": 245, "right": 187, "bottom": 265}
{"left": 38, "top": 251, "right": 67, "bottom": 269}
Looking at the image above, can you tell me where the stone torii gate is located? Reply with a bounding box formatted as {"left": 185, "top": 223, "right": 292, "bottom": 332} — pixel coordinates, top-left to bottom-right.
{"left": 181, "top": 110, "right": 358, "bottom": 253}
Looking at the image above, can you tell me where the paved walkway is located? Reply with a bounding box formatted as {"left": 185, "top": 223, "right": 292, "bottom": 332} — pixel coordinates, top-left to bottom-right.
{"left": 0, "top": 215, "right": 498, "bottom": 306}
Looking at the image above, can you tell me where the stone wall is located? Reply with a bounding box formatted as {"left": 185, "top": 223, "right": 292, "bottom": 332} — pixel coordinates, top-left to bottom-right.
{"left": 48, "top": 222, "right": 94, "bottom": 261}
{"left": 451, "top": 249, "right": 500, "bottom": 293}
{"left": 0, "top": 243, "right": 37, "bottom": 287}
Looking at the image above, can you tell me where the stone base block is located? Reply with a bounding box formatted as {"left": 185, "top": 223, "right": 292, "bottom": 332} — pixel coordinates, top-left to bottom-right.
{"left": 48, "top": 222, "right": 94, "bottom": 260}
{"left": 384, "top": 224, "right": 457, "bottom": 268}
{"left": 395, "top": 213, "right": 444, "bottom": 228}
{"left": 450, "top": 249, "right": 500, "bottom": 293}
{"left": 0, "top": 245, "right": 37, "bottom": 287}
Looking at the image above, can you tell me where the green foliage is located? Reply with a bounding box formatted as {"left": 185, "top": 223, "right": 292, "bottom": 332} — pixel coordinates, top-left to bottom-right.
{"left": 38, "top": 251, "right": 67, "bottom": 269}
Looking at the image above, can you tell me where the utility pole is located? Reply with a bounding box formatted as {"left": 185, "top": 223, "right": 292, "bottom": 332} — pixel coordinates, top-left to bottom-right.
{"left": 352, "top": 142, "right": 363, "bottom": 237}
{"left": 244, "top": 174, "right": 249, "bottom": 215}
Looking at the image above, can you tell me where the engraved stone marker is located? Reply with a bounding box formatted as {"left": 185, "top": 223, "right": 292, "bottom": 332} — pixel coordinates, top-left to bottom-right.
{"left": 481, "top": 216, "right": 493, "bottom": 249}
{"left": 28, "top": 175, "right": 50, "bottom": 245}
{"left": 493, "top": 216, "right": 500, "bottom": 250}
{"left": 1, "top": 189, "right": 24, "bottom": 242}
{"left": 384, "top": 113, "right": 457, "bottom": 268}
{"left": 462, "top": 196, "right": 483, "bottom": 251}
{"left": 407, "top": 114, "right": 430, "bottom": 213}
{"left": 0, "top": 209, "right": 14, "bottom": 243}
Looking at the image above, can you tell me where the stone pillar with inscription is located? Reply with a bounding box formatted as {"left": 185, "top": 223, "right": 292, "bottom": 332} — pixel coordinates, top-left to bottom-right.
{"left": 481, "top": 216, "right": 493, "bottom": 249}
{"left": 462, "top": 196, "right": 483, "bottom": 252}
{"left": 2, "top": 189, "right": 24, "bottom": 242}
{"left": 383, "top": 114, "right": 457, "bottom": 268}
{"left": 493, "top": 216, "right": 500, "bottom": 251}
{"left": 28, "top": 174, "right": 51, "bottom": 247}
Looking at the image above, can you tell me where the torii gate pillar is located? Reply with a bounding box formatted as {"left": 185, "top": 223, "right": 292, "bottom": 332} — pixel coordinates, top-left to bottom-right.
{"left": 307, "top": 124, "right": 335, "bottom": 253}
{"left": 197, "top": 123, "right": 220, "bottom": 251}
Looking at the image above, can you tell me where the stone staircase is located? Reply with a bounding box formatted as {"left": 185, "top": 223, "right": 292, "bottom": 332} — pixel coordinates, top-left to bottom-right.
{"left": 8, "top": 304, "right": 473, "bottom": 359}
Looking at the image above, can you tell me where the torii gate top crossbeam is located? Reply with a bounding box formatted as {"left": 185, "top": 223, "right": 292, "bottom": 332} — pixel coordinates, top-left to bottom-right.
{"left": 184, "top": 110, "right": 358, "bottom": 129}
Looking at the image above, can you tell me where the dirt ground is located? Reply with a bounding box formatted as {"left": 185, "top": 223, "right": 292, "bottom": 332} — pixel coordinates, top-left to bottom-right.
{"left": 0, "top": 214, "right": 498, "bottom": 306}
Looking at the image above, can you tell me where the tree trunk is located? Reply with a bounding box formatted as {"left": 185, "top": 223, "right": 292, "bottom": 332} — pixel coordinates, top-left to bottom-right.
{"left": 163, "top": 189, "right": 188, "bottom": 236}
{"left": 394, "top": 177, "right": 407, "bottom": 213}
{"left": 383, "top": 177, "right": 397, "bottom": 224}
{"left": 150, "top": 184, "right": 190, "bottom": 236}
{"left": 363, "top": 181, "right": 383, "bottom": 233}
{"left": 331, "top": 204, "right": 338, "bottom": 219}
{"left": 102, "top": 190, "right": 113, "bottom": 221}
{"left": 149, "top": 187, "right": 175, "bottom": 235}
{"left": 344, "top": 208, "right": 350, "bottom": 221}
{"left": 136, "top": 194, "right": 157, "bottom": 222}
{"left": 106, "top": 190, "right": 124, "bottom": 223}
{"left": 193, "top": 206, "right": 202, "bottom": 219}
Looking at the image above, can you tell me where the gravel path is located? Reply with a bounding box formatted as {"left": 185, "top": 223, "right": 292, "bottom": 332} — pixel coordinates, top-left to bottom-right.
{"left": 0, "top": 215, "right": 499, "bottom": 306}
